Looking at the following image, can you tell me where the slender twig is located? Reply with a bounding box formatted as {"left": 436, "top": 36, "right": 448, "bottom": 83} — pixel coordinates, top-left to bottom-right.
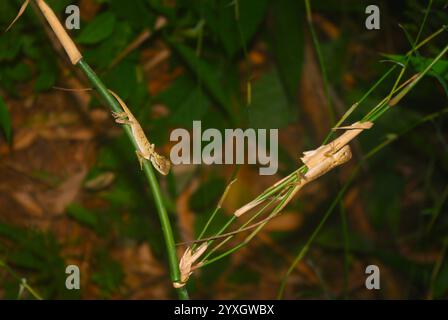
{"left": 277, "top": 106, "right": 448, "bottom": 299}
{"left": 188, "top": 35, "right": 448, "bottom": 288}
{"left": 19, "top": 0, "right": 188, "bottom": 299}
{"left": 0, "top": 259, "right": 43, "bottom": 300}
{"left": 305, "top": 0, "right": 335, "bottom": 126}
{"left": 77, "top": 59, "right": 188, "bottom": 300}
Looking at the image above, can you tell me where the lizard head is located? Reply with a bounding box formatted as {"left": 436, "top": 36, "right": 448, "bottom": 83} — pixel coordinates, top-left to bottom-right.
{"left": 151, "top": 153, "right": 171, "bottom": 175}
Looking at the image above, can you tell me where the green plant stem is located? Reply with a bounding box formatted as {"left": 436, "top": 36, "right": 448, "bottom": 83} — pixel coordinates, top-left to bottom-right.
{"left": 194, "top": 168, "right": 239, "bottom": 250}
{"left": 323, "top": 25, "right": 445, "bottom": 144}
{"left": 277, "top": 106, "right": 448, "bottom": 299}
{"left": 428, "top": 238, "right": 448, "bottom": 299}
{"left": 0, "top": 260, "right": 43, "bottom": 300}
{"left": 277, "top": 167, "right": 358, "bottom": 299}
{"left": 201, "top": 40, "right": 448, "bottom": 278}
{"left": 76, "top": 59, "right": 188, "bottom": 300}
{"left": 201, "top": 194, "right": 279, "bottom": 262}
{"left": 340, "top": 202, "right": 350, "bottom": 299}
{"left": 201, "top": 187, "right": 294, "bottom": 267}
{"left": 386, "top": 0, "right": 432, "bottom": 102}
{"left": 277, "top": 134, "right": 399, "bottom": 299}
{"left": 305, "top": 0, "right": 335, "bottom": 127}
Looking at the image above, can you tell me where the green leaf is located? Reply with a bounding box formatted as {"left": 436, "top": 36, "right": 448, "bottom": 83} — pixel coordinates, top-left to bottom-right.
{"left": 91, "top": 250, "right": 124, "bottom": 297}
{"left": 77, "top": 12, "right": 116, "bottom": 45}
{"left": 248, "top": 69, "right": 293, "bottom": 129}
{"left": 269, "top": 0, "right": 304, "bottom": 100}
{"left": 46, "top": 0, "right": 73, "bottom": 12}
{"left": 365, "top": 171, "right": 404, "bottom": 234}
{"left": 0, "top": 223, "right": 26, "bottom": 242}
{"left": 383, "top": 54, "right": 448, "bottom": 78}
{"left": 104, "top": 60, "right": 137, "bottom": 100}
{"left": 171, "top": 87, "right": 210, "bottom": 126}
{"left": 170, "top": 41, "right": 231, "bottom": 115}
{"left": 0, "top": 96, "right": 12, "bottom": 143}
{"left": 67, "top": 203, "right": 99, "bottom": 230}
{"left": 34, "top": 69, "right": 56, "bottom": 92}
{"left": 190, "top": 177, "right": 225, "bottom": 212}
{"left": 383, "top": 54, "right": 448, "bottom": 97}
{"left": 0, "top": 33, "right": 22, "bottom": 62}
{"left": 201, "top": 0, "right": 269, "bottom": 56}
{"left": 156, "top": 75, "right": 195, "bottom": 109}
{"left": 6, "top": 63, "right": 31, "bottom": 82}
{"left": 83, "top": 21, "right": 132, "bottom": 69}
{"left": 433, "top": 261, "right": 448, "bottom": 298}
{"left": 108, "top": 0, "right": 153, "bottom": 29}
{"left": 157, "top": 75, "right": 211, "bottom": 126}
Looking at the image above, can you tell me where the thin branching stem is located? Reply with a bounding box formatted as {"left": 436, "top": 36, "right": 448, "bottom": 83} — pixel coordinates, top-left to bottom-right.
{"left": 0, "top": 260, "right": 43, "bottom": 300}
{"left": 278, "top": 106, "right": 448, "bottom": 299}
{"left": 76, "top": 60, "right": 189, "bottom": 300}
{"left": 305, "top": 0, "right": 335, "bottom": 126}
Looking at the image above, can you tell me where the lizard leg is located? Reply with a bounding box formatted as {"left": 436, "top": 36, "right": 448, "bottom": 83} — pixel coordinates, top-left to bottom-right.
{"left": 136, "top": 150, "right": 146, "bottom": 170}
{"left": 112, "top": 111, "right": 133, "bottom": 125}
{"left": 111, "top": 111, "right": 127, "bottom": 119}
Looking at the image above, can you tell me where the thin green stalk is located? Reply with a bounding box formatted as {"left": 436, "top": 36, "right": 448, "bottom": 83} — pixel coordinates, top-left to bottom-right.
{"left": 183, "top": 18, "right": 446, "bottom": 287}
{"left": 362, "top": 41, "right": 448, "bottom": 123}
{"left": 277, "top": 134, "right": 398, "bottom": 299}
{"left": 323, "top": 66, "right": 397, "bottom": 144}
{"left": 278, "top": 106, "right": 448, "bottom": 299}
{"left": 194, "top": 168, "right": 239, "bottom": 249}
{"left": 233, "top": 0, "right": 252, "bottom": 105}
{"left": 201, "top": 187, "right": 295, "bottom": 267}
{"left": 198, "top": 39, "right": 448, "bottom": 280}
{"left": 201, "top": 195, "right": 278, "bottom": 261}
{"left": 195, "top": 170, "right": 300, "bottom": 258}
{"left": 385, "top": 0, "right": 432, "bottom": 103}
{"left": 428, "top": 238, "right": 448, "bottom": 299}
{"left": 0, "top": 260, "right": 43, "bottom": 300}
{"left": 76, "top": 59, "right": 188, "bottom": 300}
{"left": 277, "top": 167, "right": 358, "bottom": 299}
{"left": 323, "top": 25, "right": 445, "bottom": 144}
{"left": 389, "top": 43, "right": 448, "bottom": 103}
{"left": 427, "top": 184, "right": 448, "bottom": 233}
{"left": 305, "top": 0, "right": 335, "bottom": 126}
{"left": 340, "top": 202, "right": 350, "bottom": 299}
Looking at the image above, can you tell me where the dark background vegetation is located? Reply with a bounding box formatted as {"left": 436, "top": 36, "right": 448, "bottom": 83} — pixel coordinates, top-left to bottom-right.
{"left": 0, "top": 0, "right": 447, "bottom": 299}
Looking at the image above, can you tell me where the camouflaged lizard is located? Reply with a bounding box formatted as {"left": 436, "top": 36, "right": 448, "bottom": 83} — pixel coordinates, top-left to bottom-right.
{"left": 109, "top": 91, "right": 171, "bottom": 175}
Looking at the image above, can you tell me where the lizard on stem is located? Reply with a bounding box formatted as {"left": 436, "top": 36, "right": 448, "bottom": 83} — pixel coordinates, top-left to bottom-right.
{"left": 109, "top": 90, "right": 171, "bottom": 175}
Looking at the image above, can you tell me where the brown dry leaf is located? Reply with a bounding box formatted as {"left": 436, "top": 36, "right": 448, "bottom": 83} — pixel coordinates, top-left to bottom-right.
{"left": 89, "top": 109, "right": 110, "bottom": 123}
{"left": 148, "top": 66, "right": 183, "bottom": 96}
{"left": 299, "top": 35, "right": 332, "bottom": 141}
{"left": 151, "top": 104, "right": 170, "bottom": 119}
{"left": 5, "top": 0, "right": 30, "bottom": 32}
{"left": 37, "top": 168, "right": 87, "bottom": 215}
{"left": 61, "top": 76, "right": 92, "bottom": 112}
{"left": 39, "top": 127, "right": 95, "bottom": 141}
{"left": 312, "top": 13, "right": 341, "bottom": 40}
{"left": 262, "top": 212, "right": 303, "bottom": 232}
{"left": 176, "top": 243, "right": 208, "bottom": 287}
{"left": 248, "top": 50, "right": 265, "bottom": 65}
{"left": 11, "top": 191, "right": 44, "bottom": 217}
{"left": 398, "top": 243, "right": 440, "bottom": 263}
{"left": 79, "top": 0, "right": 101, "bottom": 21}
{"left": 84, "top": 172, "right": 115, "bottom": 191}
{"left": 12, "top": 129, "right": 38, "bottom": 151}
{"left": 143, "top": 49, "right": 171, "bottom": 73}
{"left": 137, "top": 243, "right": 166, "bottom": 276}
{"left": 176, "top": 178, "right": 199, "bottom": 243}
{"left": 344, "top": 187, "right": 376, "bottom": 240}
{"left": 111, "top": 243, "right": 168, "bottom": 299}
